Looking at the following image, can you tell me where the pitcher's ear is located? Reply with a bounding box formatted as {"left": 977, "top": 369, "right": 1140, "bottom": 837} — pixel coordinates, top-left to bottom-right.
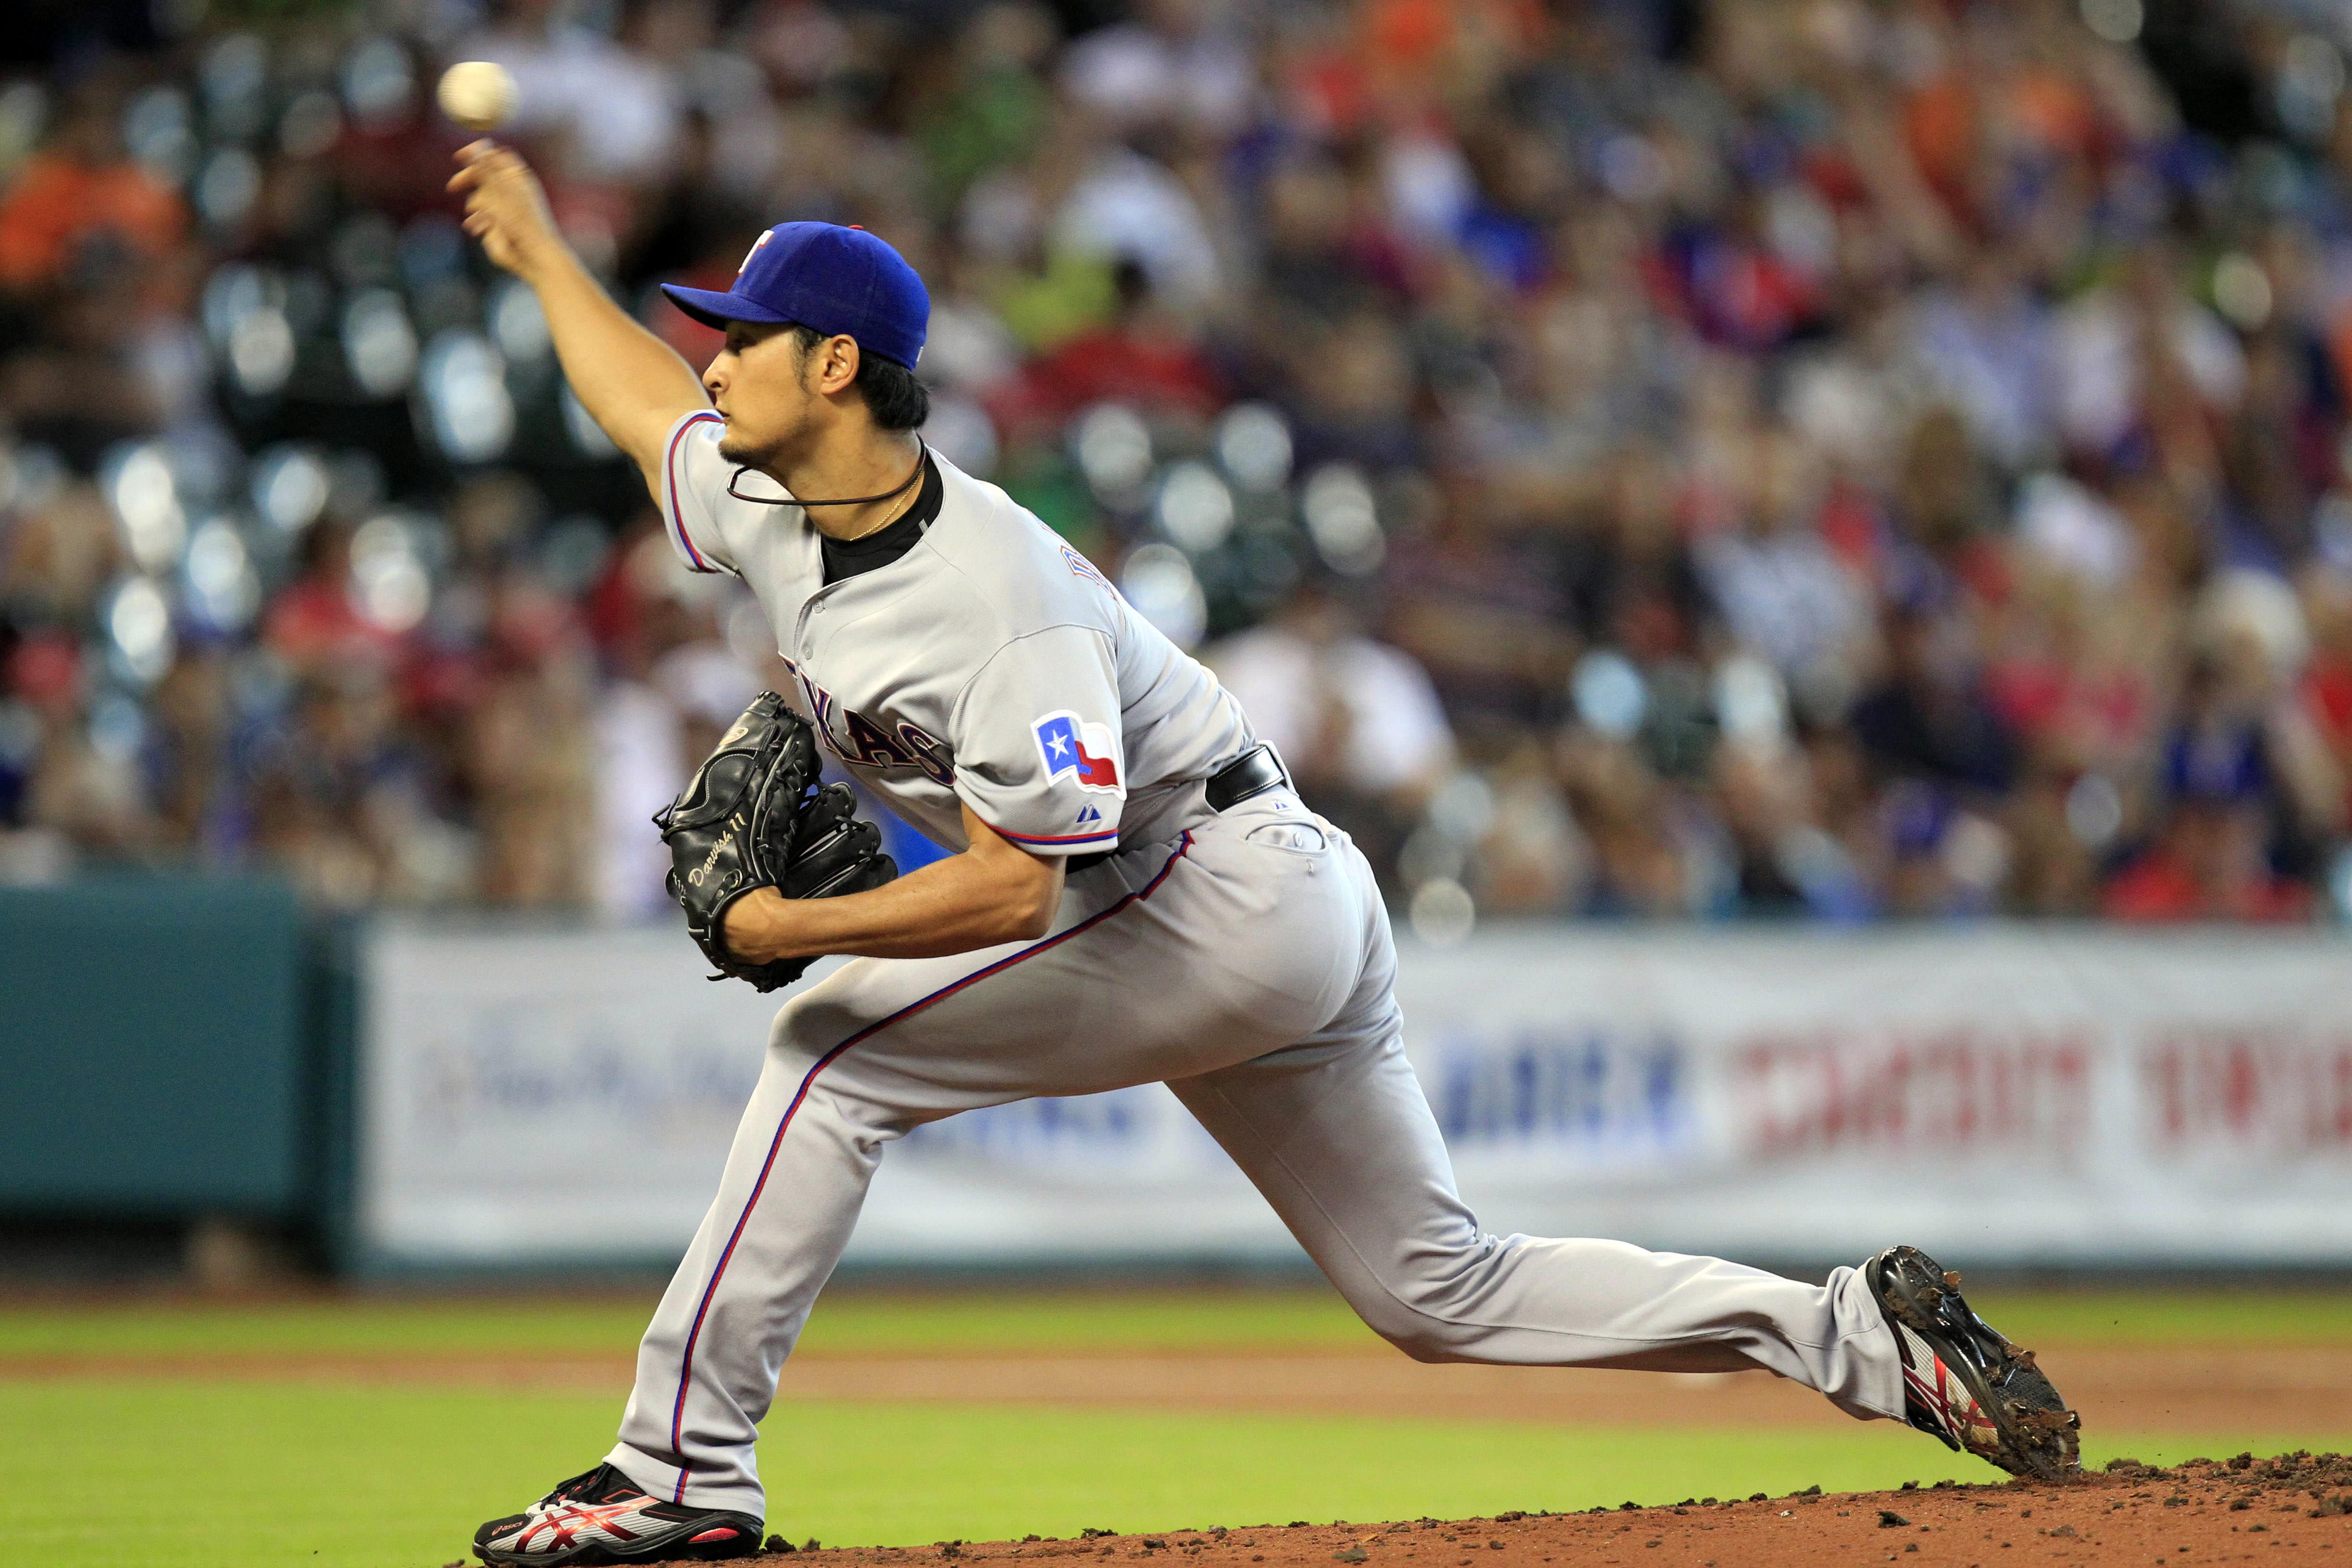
{"left": 819, "top": 333, "right": 862, "bottom": 394}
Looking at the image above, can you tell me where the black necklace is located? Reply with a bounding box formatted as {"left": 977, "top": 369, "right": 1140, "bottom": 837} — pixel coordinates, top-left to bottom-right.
{"left": 726, "top": 443, "right": 927, "bottom": 509}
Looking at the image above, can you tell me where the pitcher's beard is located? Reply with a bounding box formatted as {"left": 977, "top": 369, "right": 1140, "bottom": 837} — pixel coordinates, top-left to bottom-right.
{"left": 718, "top": 423, "right": 814, "bottom": 482}
{"left": 715, "top": 428, "right": 771, "bottom": 467}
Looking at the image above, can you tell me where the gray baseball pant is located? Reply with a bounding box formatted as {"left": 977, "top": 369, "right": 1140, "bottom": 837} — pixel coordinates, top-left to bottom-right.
{"left": 605, "top": 794, "right": 1907, "bottom": 1516}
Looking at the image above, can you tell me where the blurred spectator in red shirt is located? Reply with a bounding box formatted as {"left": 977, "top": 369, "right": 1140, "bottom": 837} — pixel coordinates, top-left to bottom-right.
{"left": 992, "top": 258, "right": 1222, "bottom": 441}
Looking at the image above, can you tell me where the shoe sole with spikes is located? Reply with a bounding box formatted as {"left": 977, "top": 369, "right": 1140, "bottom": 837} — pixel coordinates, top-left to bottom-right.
{"left": 1870, "top": 1245, "right": 2082, "bottom": 1482}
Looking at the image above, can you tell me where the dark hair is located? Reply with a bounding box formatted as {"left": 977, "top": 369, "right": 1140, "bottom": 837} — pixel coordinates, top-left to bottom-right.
{"left": 788, "top": 324, "right": 930, "bottom": 432}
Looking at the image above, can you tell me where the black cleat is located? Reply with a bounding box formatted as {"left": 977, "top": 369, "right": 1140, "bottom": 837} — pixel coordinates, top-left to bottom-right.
{"left": 473, "top": 1462, "right": 763, "bottom": 1565}
{"left": 1866, "top": 1245, "right": 2082, "bottom": 1481}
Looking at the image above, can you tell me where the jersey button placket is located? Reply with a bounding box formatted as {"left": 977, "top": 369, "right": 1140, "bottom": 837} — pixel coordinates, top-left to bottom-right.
{"left": 793, "top": 591, "right": 826, "bottom": 661}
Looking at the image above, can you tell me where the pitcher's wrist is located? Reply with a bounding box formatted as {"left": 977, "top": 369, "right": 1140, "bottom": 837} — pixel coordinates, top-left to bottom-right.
{"left": 723, "top": 887, "right": 798, "bottom": 962}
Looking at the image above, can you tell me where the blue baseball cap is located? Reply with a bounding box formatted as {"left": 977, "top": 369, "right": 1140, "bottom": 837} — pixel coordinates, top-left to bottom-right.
{"left": 661, "top": 222, "right": 928, "bottom": 369}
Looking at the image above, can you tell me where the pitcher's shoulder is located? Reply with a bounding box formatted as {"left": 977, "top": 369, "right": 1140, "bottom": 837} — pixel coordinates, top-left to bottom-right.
{"left": 924, "top": 456, "right": 1122, "bottom": 632}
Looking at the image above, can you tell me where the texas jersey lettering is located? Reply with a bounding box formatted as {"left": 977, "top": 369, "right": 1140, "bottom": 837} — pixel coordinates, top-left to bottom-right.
{"left": 787, "top": 659, "right": 956, "bottom": 786}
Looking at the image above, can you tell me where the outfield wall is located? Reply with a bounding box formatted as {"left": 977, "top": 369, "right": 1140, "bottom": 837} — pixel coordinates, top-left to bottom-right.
{"left": 352, "top": 923, "right": 2352, "bottom": 1272}
{"left": 0, "top": 877, "right": 316, "bottom": 1219}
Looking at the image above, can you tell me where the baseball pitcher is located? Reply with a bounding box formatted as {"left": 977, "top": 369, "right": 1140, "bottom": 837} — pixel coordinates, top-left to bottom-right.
{"left": 447, "top": 142, "right": 2079, "bottom": 1568}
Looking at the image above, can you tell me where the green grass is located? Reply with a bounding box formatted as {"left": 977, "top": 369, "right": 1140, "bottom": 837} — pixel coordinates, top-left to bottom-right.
{"left": 0, "top": 1288, "right": 1372, "bottom": 1360}
{"left": 2, "top": 1286, "right": 2348, "bottom": 1567}
{"left": 4, "top": 1283, "right": 2349, "bottom": 1361}
{"left": 1962, "top": 1287, "right": 2352, "bottom": 1347}
{"left": 0, "top": 1377, "right": 2332, "bottom": 1568}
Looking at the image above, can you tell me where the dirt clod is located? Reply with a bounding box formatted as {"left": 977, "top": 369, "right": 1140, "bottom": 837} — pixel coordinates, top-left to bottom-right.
{"left": 1878, "top": 1512, "right": 1910, "bottom": 1529}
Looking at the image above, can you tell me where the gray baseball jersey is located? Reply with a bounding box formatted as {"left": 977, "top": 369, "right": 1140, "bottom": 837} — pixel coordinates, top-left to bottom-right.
{"left": 595, "top": 408, "right": 1909, "bottom": 1521}
{"left": 658, "top": 409, "right": 1251, "bottom": 857}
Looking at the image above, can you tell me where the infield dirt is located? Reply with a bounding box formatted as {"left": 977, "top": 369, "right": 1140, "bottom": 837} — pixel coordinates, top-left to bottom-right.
{"left": 581, "top": 1453, "right": 2352, "bottom": 1568}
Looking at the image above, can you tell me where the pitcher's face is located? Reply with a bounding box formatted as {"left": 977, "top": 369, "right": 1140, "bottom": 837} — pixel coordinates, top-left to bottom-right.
{"left": 706, "top": 321, "right": 822, "bottom": 472}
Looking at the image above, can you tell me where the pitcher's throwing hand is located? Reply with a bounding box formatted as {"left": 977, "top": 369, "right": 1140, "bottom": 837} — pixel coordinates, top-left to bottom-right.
{"left": 447, "top": 143, "right": 563, "bottom": 283}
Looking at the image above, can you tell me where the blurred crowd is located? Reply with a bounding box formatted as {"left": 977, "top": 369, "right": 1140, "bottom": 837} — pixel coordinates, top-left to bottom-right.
{"left": 5, "top": 0, "right": 2352, "bottom": 928}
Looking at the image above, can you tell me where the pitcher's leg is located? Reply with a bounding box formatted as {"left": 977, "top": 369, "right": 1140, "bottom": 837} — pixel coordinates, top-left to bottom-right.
{"left": 605, "top": 827, "right": 1346, "bottom": 1516}
{"left": 604, "top": 1022, "right": 898, "bottom": 1513}
{"left": 1168, "top": 1021, "right": 1906, "bottom": 1421}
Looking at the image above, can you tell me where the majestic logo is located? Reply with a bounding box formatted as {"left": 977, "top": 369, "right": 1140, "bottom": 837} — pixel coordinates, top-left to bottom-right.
{"left": 1060, "top": 543, "right": 1109, "bottom": 588}
{"left": 1033, "top": 711, "right": 1122, "bottom": 794}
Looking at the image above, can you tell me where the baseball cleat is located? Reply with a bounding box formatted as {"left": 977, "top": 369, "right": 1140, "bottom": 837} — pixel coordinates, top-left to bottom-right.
{"left": 1867, "top": 1245, "right": 2082, "bottom": 1481}
{"left": 473, "top": 1462, "right": 762, "bottom": 1565}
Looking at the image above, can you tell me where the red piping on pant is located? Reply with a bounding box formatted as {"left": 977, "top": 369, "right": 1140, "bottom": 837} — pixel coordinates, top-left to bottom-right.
{"left": 663, "top": 832, "right": 1196, "bottom": 1498}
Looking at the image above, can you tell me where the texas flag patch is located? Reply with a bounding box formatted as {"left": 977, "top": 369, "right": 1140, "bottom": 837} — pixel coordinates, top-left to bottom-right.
{"left": 1033, "top": 711, "right": 1123, "bottom": 794}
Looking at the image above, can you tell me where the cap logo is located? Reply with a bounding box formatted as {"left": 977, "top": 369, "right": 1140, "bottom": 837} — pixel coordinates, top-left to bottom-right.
{"left": 738, "top": 230, "right": 774, "bottom": 275}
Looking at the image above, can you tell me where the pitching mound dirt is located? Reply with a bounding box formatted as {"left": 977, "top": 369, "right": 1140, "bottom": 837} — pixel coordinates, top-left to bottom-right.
{"left": 588, "top": 1452, "right": 2352, "bottom": 1568}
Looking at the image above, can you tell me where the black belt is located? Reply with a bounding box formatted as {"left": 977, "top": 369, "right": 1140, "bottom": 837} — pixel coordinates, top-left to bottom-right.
{"left": 1202, "top": 742, "right": 1290, "bottom": 811}
{"left": 1065, "top": 744, "right": 1289, "bottom": 872}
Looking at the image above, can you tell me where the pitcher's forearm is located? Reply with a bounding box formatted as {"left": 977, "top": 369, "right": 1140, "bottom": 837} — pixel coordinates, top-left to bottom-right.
{"left": 527, "top": 249, "right": 710, "bottom": 475}
{"left": 724, "top": 806, "right": 1066, "bottom": 962}
{"left": 451, "top": 143, "right": 707, "bottom": 475}
{"left": 726, "top": 852, "right": 1062, "bottom": 962}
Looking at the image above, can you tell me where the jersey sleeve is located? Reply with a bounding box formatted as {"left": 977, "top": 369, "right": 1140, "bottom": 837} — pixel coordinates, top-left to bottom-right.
{"left": 657, "top": 409, "right": 739, "bottom": 576}
{"left": 949, "top": 625, "right": 1127, "bottom": 856}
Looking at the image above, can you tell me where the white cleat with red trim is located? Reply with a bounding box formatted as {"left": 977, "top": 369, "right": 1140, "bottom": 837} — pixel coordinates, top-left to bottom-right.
{"left": 473, "top": 1463, "right": 763, "bottom": 1565}
{"left": 1868, "top": 1246, "right": 2082, "bottom": 1482}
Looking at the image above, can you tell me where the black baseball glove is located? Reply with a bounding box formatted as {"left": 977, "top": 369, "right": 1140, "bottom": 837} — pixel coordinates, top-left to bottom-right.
{"left": 654, "top": 691, "right": 897, "bottom": 992}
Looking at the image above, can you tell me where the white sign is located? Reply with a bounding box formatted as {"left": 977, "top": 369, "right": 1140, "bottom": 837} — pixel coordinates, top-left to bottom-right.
{"left": 357, "top": 923, "right": 2352, "bottom": 1269}
{"left": 360, "top": 925, "right": 779, "bottom": 1262}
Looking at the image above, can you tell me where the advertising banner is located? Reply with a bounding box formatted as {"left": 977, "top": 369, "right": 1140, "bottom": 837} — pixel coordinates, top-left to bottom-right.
{"left": 357, "top": 923, "right": 2352, "bottom": 1269}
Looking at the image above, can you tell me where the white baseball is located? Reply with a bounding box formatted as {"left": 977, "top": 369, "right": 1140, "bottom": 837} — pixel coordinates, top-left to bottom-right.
{"left": 437, "top": 61, "right": 518, "bottom": 132}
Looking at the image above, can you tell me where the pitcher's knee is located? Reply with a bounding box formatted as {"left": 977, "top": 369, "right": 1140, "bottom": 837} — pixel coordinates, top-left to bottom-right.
{"left": 1347, "top": 1287, "right": 1486, "bottom": 1363}
{"left": 1339, "top": 1233, "right": 1526, "bottom": 1362}
{"left": 769, "top": 988, "right": 858, "bottom": 1058}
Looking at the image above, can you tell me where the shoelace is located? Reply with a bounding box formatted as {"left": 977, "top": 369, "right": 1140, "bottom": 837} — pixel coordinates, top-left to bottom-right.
{"left": 533, "top": 1472, "right": 636, "bottom": 1514}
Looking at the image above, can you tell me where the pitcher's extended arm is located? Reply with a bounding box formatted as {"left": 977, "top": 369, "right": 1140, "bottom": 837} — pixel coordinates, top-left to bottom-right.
{"left": 447, "top": 142, "right": 708, "bottom": 492}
